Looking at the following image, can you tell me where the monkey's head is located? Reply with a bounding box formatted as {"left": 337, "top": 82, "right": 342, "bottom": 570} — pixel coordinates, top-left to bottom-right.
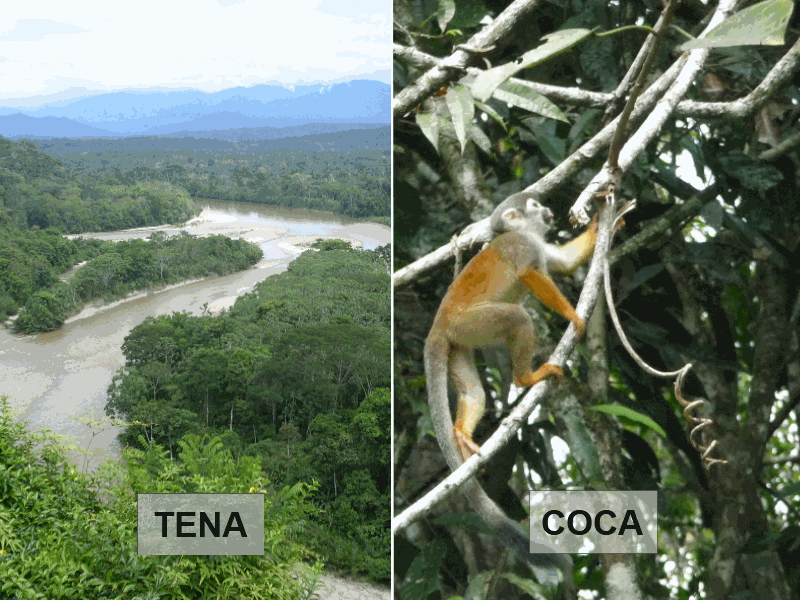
{"left": 490, "top": 191, "right": 554, "bottom": 237}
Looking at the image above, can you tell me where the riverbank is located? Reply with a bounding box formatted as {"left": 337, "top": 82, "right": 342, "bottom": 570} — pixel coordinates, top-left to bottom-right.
{"left": 57, "top": 234, "right": 346, "bottom": 321}
{"left": 0, "top": 200, "right": 389, "bottom": 469}
{"left": 64, "top": 200, "right": 383, "bottom": 253}
{"left": 49, "top": 203, "right": 379, "bottom": 326}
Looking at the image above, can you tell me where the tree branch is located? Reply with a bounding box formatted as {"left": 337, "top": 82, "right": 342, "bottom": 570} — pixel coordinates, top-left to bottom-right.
{"left": 393, "top": 55, "right": 687, "bottom": 289}
{"left": 758, "top": 128, "right": 800, "bottom": 162}
{"left": 608, "top": 0, "right": 680, "bottom": 169}
{"left": 392, "top": 0, "right": 544, "bottom": 119}
{"left": 610, "top": 185, "right": 718, "bottom": 263}
{"left": 394, "top": 34, "right": 800, "bottom": 123}
{"left": 675, "top": 36, "right": 800, "bottom": 120}
{"left": 394, "top": 44, "right": 610, "bottom": 107}
{"left": 764, "top": 392, "right": 800, "bottom": 451}
{"left": 762, "top": 453, "right": 800, "bottom": 465}
{"left": 568, "top": 0, "right": 742, "bottom": 224}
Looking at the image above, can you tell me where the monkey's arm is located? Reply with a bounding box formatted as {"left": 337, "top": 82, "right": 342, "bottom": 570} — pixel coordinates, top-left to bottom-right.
{"left": 545, "top": 220, "right": 598, "bottom": 274}
{"left": 519, "top": 268, "right": 585, "bottom": 336}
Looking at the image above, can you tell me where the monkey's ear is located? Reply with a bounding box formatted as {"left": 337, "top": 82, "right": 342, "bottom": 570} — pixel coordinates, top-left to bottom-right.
{"left": 525, "top": 196, "right": 540, "bottom": 212}
{"left": 502, "top": 208, "right": 523, "bottom": 224}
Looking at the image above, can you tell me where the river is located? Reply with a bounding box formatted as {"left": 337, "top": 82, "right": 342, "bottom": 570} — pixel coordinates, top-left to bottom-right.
{"left": 0, "top": 199, "right": 390, "bottom": 472}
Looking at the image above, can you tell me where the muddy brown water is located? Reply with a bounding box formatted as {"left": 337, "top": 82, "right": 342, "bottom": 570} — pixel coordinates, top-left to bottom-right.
{"left": 0, "top": 199, "right": 390, "bottom": 472}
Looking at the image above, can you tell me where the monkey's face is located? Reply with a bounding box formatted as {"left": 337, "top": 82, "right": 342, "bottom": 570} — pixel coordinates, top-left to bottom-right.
{"left": 491, "top": 191, "right": 554, "bottom": 236}
{"left": 523, "top": 196, "right": 554, "bottom": 234}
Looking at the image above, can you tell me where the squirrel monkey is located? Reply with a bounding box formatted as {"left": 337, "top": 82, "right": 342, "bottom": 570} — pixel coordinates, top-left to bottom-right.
{"left": 423, "top": 191, "right": 599, "bottom": 583}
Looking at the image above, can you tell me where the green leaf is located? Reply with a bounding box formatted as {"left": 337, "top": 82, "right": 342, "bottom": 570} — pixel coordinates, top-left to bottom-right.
{"left": 434, "top": 511, "right": 494, "bottom": 535}
{"left": 523, "top": 120, "right": 566, "bottom": 165}
{"left": 568, "top": 108, "right": 602, "bottom": 153}
{"left": 470, "top": 124, "right": 493, "bottom": 154}
{"left": 473, "top": 101, "right": 507, "bottom": 130}
{"left": 562, "top": 410, "right": 603, "bottom": 482}
{"left": 464, "top": 572, "right": 492, "bottom": 600}
{"left": 592, "top": 404, "right": 667, "bottom": 438}
{"left": 701, "top": 199, "right": 725, "bottom": 230}
{"left": 492, "top": 81, "right": 568, "bottom": 122}
{"left": 445, "top": 85, "right": 475, "bottom": 153}
{"left": 402, "top": 539, "right": 446, "bottom": 600}
{"left": 502, "top": 573, "right": 549, "bottom": 599}
{"left": 472, "top": 29, "right": 593, "bottom": 101}
{"left": 416, "top": 110, "right": 440, "bottom": 152}
{"left": 679, "top": 0, "right": 792, "bottom": 50}
{"left": 437, "top": 0, "right": 457, "bottom": 32}
{"left": 778, "top": 481, "right": 800, "bottom": 497}
{"left": 450, "top": 0, "right": 486, "bottom": 28}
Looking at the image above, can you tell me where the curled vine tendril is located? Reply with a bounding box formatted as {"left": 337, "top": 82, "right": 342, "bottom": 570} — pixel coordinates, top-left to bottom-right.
{"left": 603, "top": 197, "right": 727, "bottom": 467}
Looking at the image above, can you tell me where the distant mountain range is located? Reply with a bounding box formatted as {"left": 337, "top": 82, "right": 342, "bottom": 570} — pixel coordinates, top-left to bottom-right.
{"left": 38, "top": 127, "right": 391, "bottom": 156}
{"left": 0, "top": 80, "right": 389, "bottom": 139}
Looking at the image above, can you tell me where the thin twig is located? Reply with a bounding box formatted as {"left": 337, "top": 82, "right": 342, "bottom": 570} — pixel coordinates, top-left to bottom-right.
{"left": 608, "top": 0, "right": 680, "bottom": 169}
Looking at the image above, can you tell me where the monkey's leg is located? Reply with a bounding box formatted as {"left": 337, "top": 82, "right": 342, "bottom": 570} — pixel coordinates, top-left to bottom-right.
{"left": 447, "top": 303, "right": 561, "bottom": 460}
{"left": 519, "top": 268, "right": 585, "bottom": 336}
{"left": 449, "top": 346, "right": 485, "bottom": 462}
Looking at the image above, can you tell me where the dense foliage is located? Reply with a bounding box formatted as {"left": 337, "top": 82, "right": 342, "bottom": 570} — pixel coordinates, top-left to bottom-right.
{"left": 0, "top": 224, "right": 109, "bottom": 321}
{"left": 32, "top": 134, "right": 390, "bottom": 223}
{"left": 105, "top": 247, "right": 391, "bottom": 580}
{"left": 0, "top": 397, "right": 321, "bottom": 600}
{"left": 7, "top": 230, "right": 262, "bottom": 334}
{"left": 1, "top": 138, "right": 195, "bottom": 233}
{"left": 394, "top": 0, "right": 800, "bottom": 599}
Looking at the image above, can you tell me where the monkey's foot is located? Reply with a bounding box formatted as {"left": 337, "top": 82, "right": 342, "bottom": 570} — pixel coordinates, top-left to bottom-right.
{"left": 516, "top": 363, "right": 563, "bottom": 387}
{"left": 453, "top": 426, "right": 482, "bottom": 462}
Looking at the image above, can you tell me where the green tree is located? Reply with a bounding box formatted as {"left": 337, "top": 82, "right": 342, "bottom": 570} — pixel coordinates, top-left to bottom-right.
{"left": 351, "top": 388, "right": 390, "bottom": 490}
{"left": 307, "top": 414, "right": 353, "bottom": 499}
{"left": 12, "top": 290, "right": 64, "bottom": 333}
{"left": 0, "top": 400, "right": 322, "bottom": 600}
{"left": 226, "top": 348, "right": 254, "bottom": 430}
{"left": 176, "top": 347, "right": 229, "bottom": 427}
{"left": 394, "top": 0, "right": 800, "bottom": 597}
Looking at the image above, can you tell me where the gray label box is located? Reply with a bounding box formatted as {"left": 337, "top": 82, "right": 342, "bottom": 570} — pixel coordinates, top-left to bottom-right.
{"left": 138, "top": 493, "right": 264, "bottom": 555}
{"left": 529, "top": 491, "right": 658, "bottom": 554}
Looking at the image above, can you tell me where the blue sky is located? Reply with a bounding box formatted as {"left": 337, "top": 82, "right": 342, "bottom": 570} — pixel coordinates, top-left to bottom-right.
{"left": 0, "top": 0, "right": 390, "bottom": 107}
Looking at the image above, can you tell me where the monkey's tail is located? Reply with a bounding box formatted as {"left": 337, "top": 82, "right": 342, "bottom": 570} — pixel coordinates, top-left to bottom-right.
{"left": 423, "top": 330, "right": 573, "bottom": 591}
{"left": 424, "top": 330, "right": 458, "bottom": 469}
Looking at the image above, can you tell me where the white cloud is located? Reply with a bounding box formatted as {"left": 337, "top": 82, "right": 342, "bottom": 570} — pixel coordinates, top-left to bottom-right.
{"left": 0, "top": 19, "right": 87, "bottom": 41}
{"left": 0, "top": 0, "right": 389, "bottom": 101}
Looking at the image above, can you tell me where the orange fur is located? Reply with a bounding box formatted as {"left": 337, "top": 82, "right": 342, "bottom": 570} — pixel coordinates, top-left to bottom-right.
{"left": 427, "top": 203, "right": 597, "bottom": 462}
{"left": 423, "top": 193, "right": 596, "bottom": 582}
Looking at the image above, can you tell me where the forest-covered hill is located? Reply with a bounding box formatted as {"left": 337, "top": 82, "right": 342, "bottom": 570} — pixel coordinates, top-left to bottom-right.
{"left": 105, "top": 244, "right": 391, "bottom": 579}
{"left": 1, "top": 137, "right": 264, "bottom": 330}
{"left": 0, "top": 397, "right": 325, "bottom": 598}
{"left": 2, "top": 128, "right": 390, "bottom": 223}
{"left": 1, "top": 137, "right": 196, "bottom": 233}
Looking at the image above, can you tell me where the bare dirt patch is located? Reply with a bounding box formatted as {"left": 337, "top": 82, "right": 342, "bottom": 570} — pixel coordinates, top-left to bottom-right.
{"left": 311, "top": 573, "right": 390, "bottom": 600}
